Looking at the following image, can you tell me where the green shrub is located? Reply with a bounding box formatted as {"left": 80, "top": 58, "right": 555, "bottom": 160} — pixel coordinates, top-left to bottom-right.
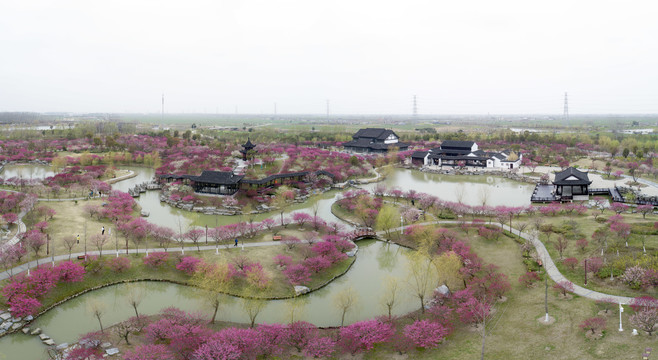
{"left": 596, "top": 266, "right": 624, "bottom": 279}
{"left": 523, "top": 258, "right": 541, "bottom": 272}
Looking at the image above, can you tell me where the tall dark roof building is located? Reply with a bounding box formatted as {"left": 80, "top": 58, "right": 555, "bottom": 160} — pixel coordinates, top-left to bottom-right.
{"left": 240, "top": 138, "right": 256, "bottom": 160}
{"left": 343, "top": 128, "right": 409, "bottom": 153}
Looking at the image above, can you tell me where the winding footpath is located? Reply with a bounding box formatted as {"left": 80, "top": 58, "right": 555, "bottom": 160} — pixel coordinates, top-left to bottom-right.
{"left": 378, "top": 220, "right": 634, "bottom": 304}
{"left": 1, "top": 220, "right": 635, "bottom": 304}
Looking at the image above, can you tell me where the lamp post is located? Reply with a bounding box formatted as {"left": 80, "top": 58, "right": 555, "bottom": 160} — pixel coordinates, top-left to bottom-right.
{"left": 584, "top": 259, "right": 588, "bottom": 286}
{"left": 619, "top": 303, "right": 624, "bottom": 332}
{"left": 400, "top": 216, "right": 404, "bottom": 234}
{"left": 115, "top": 227, "right": 119, "bottom": 257}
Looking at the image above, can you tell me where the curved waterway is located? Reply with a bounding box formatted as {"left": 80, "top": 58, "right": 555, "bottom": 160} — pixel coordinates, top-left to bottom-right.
{"left": 0, "top": 240, "right": 414, "bottom": 360}
{"left": 0, "top": 164, "right": 55, "bottom": 180}
{"left": 112, "top": 166, "right": 347, "bottom": 230}
{"left": 362, "top": 168, "right": 534, "bottom": 207}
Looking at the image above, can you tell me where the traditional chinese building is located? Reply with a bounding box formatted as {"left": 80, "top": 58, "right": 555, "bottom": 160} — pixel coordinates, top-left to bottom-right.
{"left": 187, "top": 171, "right": 245, "bottom": 195}
{"left": 412, "top": 140, "right": 521, "bottom": 169}
{"left": 552, "top": 167, "right": 591, "bottom": 201}
{"left": 240, "top": 138, "right": 256, "bottom": 161}
{"left": 343, "top": 128, "right": 409, "bottom": 153}
{"left": 157, "top": 170, "right": 335, "bottom": 195}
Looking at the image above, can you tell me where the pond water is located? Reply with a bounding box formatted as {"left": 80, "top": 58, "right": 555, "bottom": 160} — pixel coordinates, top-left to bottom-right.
{"left": 362, "top": 168, "right": 533, "bottom": 207}
{"left": 112, "top": 166, "right": 347, "bottom": 231}
{"left": 0, "top": 240, "right": 414, "bottom": 360}
{"left": 0, "top": 164, "right": 55, "bottom": 179}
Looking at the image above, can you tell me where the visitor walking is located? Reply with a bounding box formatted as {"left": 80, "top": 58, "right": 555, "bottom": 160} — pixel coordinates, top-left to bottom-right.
{"left": 101, "top": 226, "right": 105, "bottom": 235}
{"left": 234, "top": 238, "right": 238, "bottom": 247}
{"left": 76, "top": 234, "right": 80, "bottom": 244}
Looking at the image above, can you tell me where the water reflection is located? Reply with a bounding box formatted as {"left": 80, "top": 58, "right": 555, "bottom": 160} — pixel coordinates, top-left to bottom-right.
{"left": 362, "top": 168, "right": 533, "bottom": 207}
{"left": 0, "top": 164, "right": 55, "bottom": 179}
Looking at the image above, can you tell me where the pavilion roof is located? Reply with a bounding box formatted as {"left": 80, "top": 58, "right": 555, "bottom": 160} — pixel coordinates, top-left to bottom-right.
{"left": 553, "top": 167, "right": 592, "bottom": 185}
{"left": 187, "top": 171, "right": 244, "bottom": 185}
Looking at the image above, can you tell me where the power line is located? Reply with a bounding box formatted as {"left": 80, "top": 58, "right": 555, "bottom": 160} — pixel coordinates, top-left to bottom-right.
{"left": 563, "top": 92, "right": 569, "bottom": 121}
{"left": 413, "top": 95, "right": 418, "bottom": 117}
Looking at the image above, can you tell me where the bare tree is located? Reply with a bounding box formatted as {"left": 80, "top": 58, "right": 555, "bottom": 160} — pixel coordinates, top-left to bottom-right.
{"left": 242, "top": 296, "right": 267, "bottom": 328}
{"left": 553, "top": 236, "right": 569, "bottom": 260}
{"left": 126, "top": 284, "right": 144, "bottom": 319}
{"left": 91, "top": 234, "right": 108, "bottom": 258}
{"left": 405, "top": 252, "right": 438, "bottom": 314}
{"left": 333, "top": 286, "right": 359, "bottom": 326}
{"left": 380, "top": 276, "right": 399, "bottom": 320}
{"left": 285, "top": 296, "right": 309, "bottom": 324}
{"left": 62, "top": 235, "right": 77, "bottom": 260}
{"left": 87, "top": 300, "right": 106, "bottom": 333}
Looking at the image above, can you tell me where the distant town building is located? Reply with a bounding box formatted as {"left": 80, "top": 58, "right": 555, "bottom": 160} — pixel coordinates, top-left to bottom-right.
{"left": 343, "top": 128, "right": 409, "bottom": 153}
{"left": 621, "top": 129, "right": 654, "bottom": 135}
{"left": 411, "top": 140, "right": 521, "bottom": 169}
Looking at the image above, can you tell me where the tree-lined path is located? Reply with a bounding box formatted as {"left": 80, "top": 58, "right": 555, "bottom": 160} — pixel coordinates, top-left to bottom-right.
{"left": 2, "top": 218, "right": 635, "bottom": 304}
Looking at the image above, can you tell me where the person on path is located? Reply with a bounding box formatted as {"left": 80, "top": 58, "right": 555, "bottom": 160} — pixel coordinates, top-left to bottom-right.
{"left": 76, "top": 234, "right": 80, "bottom": 244}
{"left": 101, "top": 226, "right": 105, "bottom": 235}
{"left": 234, "top": 238, "right": 238, "bottom": 247}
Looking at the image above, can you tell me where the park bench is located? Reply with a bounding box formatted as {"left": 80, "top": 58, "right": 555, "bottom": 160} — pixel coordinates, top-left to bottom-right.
{"left": 77, "top": 255, "right": 86, "bottom": 260}
{"left": 273, "top": 235, "right": 282, "bottom": 241}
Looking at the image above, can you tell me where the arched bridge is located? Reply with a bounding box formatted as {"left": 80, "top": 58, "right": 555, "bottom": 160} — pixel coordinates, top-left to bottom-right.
{"left": 348, "top": 228, "right": 377, "bottom": 241}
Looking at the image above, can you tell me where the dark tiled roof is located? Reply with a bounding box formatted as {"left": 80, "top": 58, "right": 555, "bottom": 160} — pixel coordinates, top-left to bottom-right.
{"left": 188, "top": 171, "right": 244, "bottom": 185}
{"left": 157, "top": 174, "right": 188, "bottom": 180}
{"left": 429, "top": 154, "right": 490, "bottom": 161}
{"left": 352, "top": 128, "right": 398, "bottom": 140}
{"left": 430, "top": 149, "right": 472, "bottom": 156}
{"left": 553, "top": 167, "right": 591, "bottom": 185}
{"left": 440, "top": 140, "right": 475, "bottom": 150}
{"left": 242, "top": 170, "right": 336, "bottom": 185}
{"left": 242, "top": 138, "right": 255, "bottom": 149}
{"left": 411, "top": 151, "right": 429, "bottom": 159}
{"left": 343, "top": 139, "right": 408, "bottom": 150}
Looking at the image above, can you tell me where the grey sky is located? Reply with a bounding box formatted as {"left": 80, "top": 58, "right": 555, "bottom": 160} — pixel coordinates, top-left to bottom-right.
{"left": 1, "top": 0, "right": 657, "bottom": 115}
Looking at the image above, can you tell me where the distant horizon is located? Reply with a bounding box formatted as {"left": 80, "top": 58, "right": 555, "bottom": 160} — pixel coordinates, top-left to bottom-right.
{"left": 3, "top": 111, "right": 658, "bottom": 118}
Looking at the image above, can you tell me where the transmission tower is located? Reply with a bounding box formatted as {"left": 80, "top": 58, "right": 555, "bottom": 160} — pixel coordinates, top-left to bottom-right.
{"left": 326, "top": 99, "right": 330, "bottom": 118}
{"left": 161, "top": 93, "right": 164, "bottom": 123}
{"left": 413, "top": 95, "right": 418, "bottom": 117}
{"left": 563, "top": 92, "right": 569, "bottom": 122}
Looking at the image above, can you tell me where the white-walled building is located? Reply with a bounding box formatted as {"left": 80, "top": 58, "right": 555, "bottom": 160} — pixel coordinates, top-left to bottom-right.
{"left": 411, "top": 140, "right": 522, "bottom": 169}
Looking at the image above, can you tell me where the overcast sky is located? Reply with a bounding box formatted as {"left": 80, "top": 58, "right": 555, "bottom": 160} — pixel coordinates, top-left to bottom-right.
{"left": 1, "top": 0, "right": 657, "bottom": 115}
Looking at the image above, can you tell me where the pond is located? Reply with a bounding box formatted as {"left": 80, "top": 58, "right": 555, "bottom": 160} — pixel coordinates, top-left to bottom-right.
{"left": 0, "top": 164, "right": 55, "bottom": 180}
{"left": 362, "top": 168, "right": 534, "bottom": 207}
{"left": 0, "top": 240, "right": 415, "bottom": 360}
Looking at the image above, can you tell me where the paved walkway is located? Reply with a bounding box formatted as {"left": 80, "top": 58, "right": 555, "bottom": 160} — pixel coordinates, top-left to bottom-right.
{"left": 0, "top": 241, "right": 282, "bottom": 281}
